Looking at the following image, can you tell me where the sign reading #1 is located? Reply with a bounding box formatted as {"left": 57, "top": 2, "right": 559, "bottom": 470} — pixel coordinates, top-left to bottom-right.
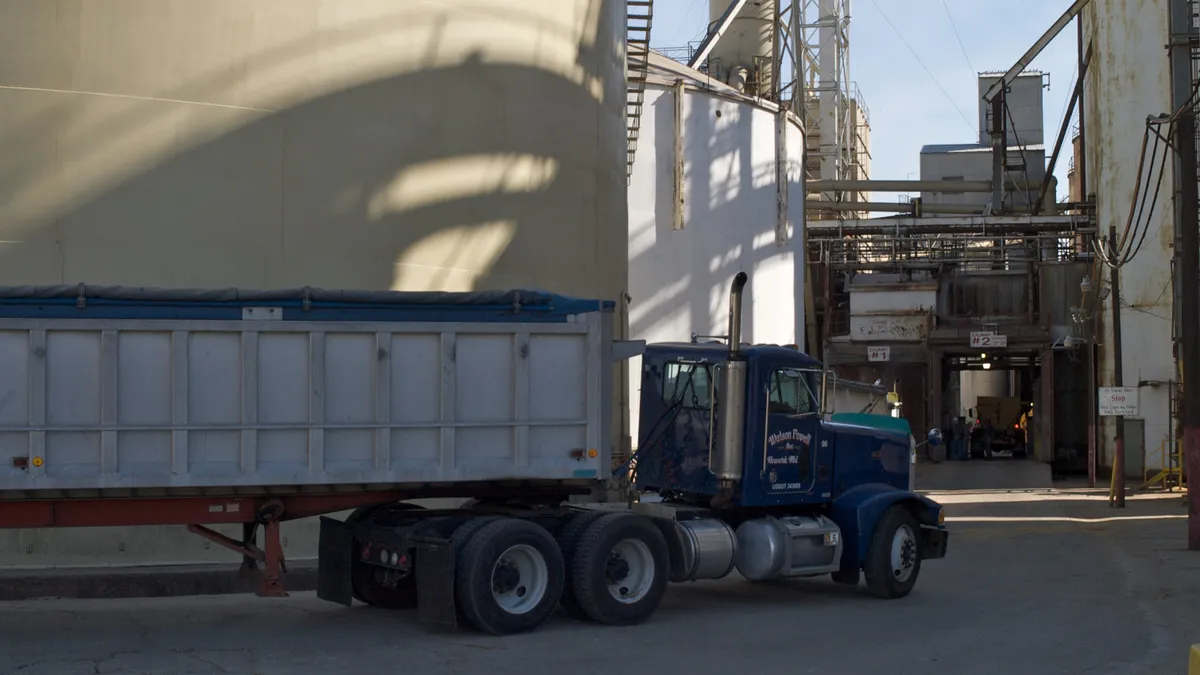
{"left": 1098, "top": 386, "right": 1139, "bottom": 416}
{"left": 867, "top": 346, "right": 890, "bottom": 362}
{"left": 969, "top": 331, "right": 1007, "bottom": 348}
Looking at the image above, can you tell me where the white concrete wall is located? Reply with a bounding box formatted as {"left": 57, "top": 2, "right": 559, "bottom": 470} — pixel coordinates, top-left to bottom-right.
{"left": 1084, "top": 1, "right": 1176, "bottom": 473}
{"left": 0, "top": 0, "right": 628, "bottom": 567}
{"left": 627, "top": 84, "right": 805, "bottom": 445}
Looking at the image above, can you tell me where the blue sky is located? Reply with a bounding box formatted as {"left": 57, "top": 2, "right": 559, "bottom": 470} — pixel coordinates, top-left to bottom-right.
{"left": 650, "top": 0, "right": 1084, "bottom": 202}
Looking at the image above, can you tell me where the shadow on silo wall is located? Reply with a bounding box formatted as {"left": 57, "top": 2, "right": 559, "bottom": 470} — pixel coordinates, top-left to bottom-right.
{"left": 0, "top": 0, "right": 628, "bottom": 580}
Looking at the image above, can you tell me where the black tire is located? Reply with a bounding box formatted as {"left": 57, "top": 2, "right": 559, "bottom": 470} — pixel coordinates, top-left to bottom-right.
{"left": 555, "top": 510, "right": 610, "bottom": 619}
{"left": 454, "top": 518, "right": 566, "bottom": 635}
{"left": 570, "top": 513, "right": 669, "bottom": 626}
{"left": 863, "top": 505, "right": 922, "bottom": 599}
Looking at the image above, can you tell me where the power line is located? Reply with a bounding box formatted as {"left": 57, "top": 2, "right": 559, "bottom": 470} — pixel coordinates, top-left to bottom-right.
{"left": 865, "top": 0, "right": 976, "bottom": 135}
{"left": 664, "top": 0, "right": 704, "bottom": 48}
{"left": 940, "top": 0, "right": 976, "bottom": 82}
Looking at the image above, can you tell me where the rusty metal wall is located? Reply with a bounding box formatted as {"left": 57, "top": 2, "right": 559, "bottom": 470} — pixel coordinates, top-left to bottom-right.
{"left": 895, "top": 363, "right": 930, "bottom": 442}
{"left": 938, "top": 271, "right": 1032, "bottom": 321}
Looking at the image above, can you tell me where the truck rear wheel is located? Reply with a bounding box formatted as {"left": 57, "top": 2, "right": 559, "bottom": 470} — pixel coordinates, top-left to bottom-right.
{"left": 569, "top": 513, "right": 669, "bottom": 626}
{"left": 555, "top": 510, "right": 609, "bottom": 618}
{"left": 454, "top": 517, "right": 565, "bottom": 635}
{"left": 863, "top": 505, "right": 922, "bottom": 599}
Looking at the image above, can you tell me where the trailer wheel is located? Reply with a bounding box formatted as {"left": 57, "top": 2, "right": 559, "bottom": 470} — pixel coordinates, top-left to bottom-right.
{"left": 555, "top": 510, "right": 609, "bottom": 618}
{"left": 570, "top": 513, "right": 669, "bottom": 626}
{"left": 454, "top": 518, "right": 565, "bottom": 635}
{"left": 863, "top": 505, "right": 922, "bottom": 599}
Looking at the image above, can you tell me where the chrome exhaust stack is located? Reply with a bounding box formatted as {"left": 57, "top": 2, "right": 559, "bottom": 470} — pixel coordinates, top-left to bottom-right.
{"left": 710, "top": 272, "right": 748, "bottom": 484}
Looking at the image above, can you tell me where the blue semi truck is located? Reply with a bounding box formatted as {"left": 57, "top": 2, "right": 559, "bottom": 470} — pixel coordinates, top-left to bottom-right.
{"left": 0, "top": 273, "right": 947, "bottom": 636}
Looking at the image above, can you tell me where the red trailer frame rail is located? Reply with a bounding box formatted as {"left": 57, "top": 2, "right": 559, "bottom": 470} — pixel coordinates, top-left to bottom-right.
{"left": 0, "top": 492, "right": 409, "bottom": 598}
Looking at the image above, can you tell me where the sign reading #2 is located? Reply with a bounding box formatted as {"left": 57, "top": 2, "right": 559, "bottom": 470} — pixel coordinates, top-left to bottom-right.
{"left": 969, "top": 331, "right": 1008, "bottom": 348}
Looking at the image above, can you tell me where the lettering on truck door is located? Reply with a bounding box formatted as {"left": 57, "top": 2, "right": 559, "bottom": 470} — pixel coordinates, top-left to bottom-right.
{"left": 762, "top": 368, "right": 820, "bottom": 493}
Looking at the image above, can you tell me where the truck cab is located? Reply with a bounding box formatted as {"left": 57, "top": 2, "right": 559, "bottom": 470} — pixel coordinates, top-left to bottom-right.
{"left": 634, "top": 342, "right": 913, "bottom": 508}
{"left": 624, "top": 273, "right": 946, "bottom": 599}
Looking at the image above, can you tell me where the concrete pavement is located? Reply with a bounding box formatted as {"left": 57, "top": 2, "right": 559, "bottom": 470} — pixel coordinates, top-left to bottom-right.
{"left": 0, "top": 488, "right": 1197, "bottom": 675}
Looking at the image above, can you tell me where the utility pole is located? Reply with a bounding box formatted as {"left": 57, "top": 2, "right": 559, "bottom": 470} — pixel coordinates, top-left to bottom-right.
{"left": 1168, "top": 0, "right": 1200, "bottom": 549}
{"left": 1077, "top": 10, "right": 1095, "bottom": 488}
{"left": 1108, "top": 227, "right": 1126, "bottom": 507}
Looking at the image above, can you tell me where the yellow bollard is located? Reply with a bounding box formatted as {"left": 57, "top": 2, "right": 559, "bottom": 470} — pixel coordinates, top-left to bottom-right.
{"left": 1190, "top": 644, "right": 1200, "bottom": 674}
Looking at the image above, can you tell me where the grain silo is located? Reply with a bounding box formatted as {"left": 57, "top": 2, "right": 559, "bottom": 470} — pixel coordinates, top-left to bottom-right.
{"left": 1078, "top": 0, "right": 1179, "bottom": 480}
{"left": 0, "top": 0, "right": 627, "bottom": 575}
{"left": 626, "top": 0, "right": 806, "bottom": 446}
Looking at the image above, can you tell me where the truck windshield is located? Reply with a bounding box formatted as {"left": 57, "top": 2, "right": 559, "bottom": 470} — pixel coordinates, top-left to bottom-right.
{"left": 662, "top": 362, "right": 714, "bottom": 410}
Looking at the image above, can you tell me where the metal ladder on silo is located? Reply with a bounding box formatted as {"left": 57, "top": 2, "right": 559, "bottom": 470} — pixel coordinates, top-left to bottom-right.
{"left": 626, "top": 0, "right": 653, "bottom": 182}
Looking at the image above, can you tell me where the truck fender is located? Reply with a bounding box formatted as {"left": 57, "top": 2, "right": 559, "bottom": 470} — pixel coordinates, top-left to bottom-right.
{"left": 827, "top": 484, "right": 942, "bottom": 570}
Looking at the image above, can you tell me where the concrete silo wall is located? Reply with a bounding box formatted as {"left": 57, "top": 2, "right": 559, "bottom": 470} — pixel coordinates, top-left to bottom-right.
{"left": 627, "top": 80, "right": 806, "bottom": 447}
{"left": 1083, "top": 1, "right": 1176, "bottom": 474}
{"left": 0, "top": 0, "right": 628, "bottom": 570}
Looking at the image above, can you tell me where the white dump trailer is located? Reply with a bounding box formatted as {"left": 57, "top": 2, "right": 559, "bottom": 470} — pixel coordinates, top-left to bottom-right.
{"left": 0, "top": 286, "right": 622, "bottom": 595}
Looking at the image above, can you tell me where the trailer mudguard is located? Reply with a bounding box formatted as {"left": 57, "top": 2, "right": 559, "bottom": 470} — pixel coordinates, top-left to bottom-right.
{"left": 317, "top": 516, "right": 355, "bottom": 607}
{"left": 827, "top": 483, "right": 944, "bottom": 570}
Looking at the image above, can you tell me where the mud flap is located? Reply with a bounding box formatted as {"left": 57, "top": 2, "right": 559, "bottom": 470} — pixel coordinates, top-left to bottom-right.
{"left": 920, "top": 525, "right": 949, "bottom": 560}
{"left": 316, "top": 516, "right": 354, "bottom": 607}
{"left": 413, "top": 535, "right": 457, "bottom": 630}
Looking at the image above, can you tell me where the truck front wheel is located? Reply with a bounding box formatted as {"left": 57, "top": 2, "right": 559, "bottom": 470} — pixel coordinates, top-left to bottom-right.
{"left": 569, "top": 513, "right": 669, "bottom": 626}
{"left": 454, "top": 518, "right": 565, "bottom": 635}
{"left": 863, "top": 505, "right": 922, "bottom": 599}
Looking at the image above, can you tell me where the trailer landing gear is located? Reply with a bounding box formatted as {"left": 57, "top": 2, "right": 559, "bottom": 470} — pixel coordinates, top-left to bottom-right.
{"left": 187, "top": 501, "right": 289, "bottom": 598}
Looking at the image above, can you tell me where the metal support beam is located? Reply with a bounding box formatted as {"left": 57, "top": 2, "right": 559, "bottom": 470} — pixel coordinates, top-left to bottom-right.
{"left": 687, "top": 0, "right": 751, "bottom": 70}
{"left": 806, "top": 179, "right": 1039, "bottom": 193}
{"left": 807, "top": 201, "right": 984, "bottom": 215}
{"left": 982, "top": 0, "right": 1096, "bottom": 103}
{"left": 1168, "top": 0, "right": 1200, "bottom": 547}
{"left": 1038, "top": 41, "right": 1092, "bottom": 214}
{"left": 806, "top": 214, "right": 1091, "bottom": 236}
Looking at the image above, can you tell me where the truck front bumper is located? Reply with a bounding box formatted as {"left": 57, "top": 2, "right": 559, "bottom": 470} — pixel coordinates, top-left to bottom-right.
{"left": 919, "top": 525, "right": 949, "bottom": 560}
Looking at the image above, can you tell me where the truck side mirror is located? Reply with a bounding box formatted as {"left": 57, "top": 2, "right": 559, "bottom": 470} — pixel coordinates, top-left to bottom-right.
{"left": 927, "top": 428, "right": 944, "bottom": 447}
{"left": 820, "top": 370, "right": 836, "bottom": 416}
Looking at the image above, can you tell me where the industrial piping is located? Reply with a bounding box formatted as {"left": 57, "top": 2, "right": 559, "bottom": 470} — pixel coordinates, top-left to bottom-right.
{"left": 807, "top": 201, "right": 985, "bottom": 215}
{"left": 806, "top": 179, "right": 1040, "bottom": 193}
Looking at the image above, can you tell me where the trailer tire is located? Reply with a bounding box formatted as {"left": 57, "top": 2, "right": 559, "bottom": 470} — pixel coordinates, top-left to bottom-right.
{"left": 555, "top": 510, "right": 609, "bottom": 619}
{"left": 454, "top": 518, "right": 565, "bottom": 635}
{"left": 863, "top": 505, "right": 922, "bottom": 599}
{"left": 570, "top": 513, "right": 669, "bottom": 626}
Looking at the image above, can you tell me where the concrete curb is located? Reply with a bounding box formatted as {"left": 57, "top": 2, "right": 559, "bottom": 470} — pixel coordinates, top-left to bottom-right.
{"left": 1190, "top": 645, "right": 1200, "bottom": 675}
{"left": 0, "top": 562, "right": 318, "bottom": 601}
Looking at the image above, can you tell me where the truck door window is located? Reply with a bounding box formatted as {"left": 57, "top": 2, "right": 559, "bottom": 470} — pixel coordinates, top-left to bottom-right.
{"left": 663, "top": 362, "right": 713, "bottom": 409}
{"left": 768, "top": 369, "right": 815, "bottom": 414}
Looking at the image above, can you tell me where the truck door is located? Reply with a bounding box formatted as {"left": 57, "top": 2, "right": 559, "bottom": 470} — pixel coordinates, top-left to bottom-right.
{"left": 760, "top": 367, "right": 824, "bottom": 495}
